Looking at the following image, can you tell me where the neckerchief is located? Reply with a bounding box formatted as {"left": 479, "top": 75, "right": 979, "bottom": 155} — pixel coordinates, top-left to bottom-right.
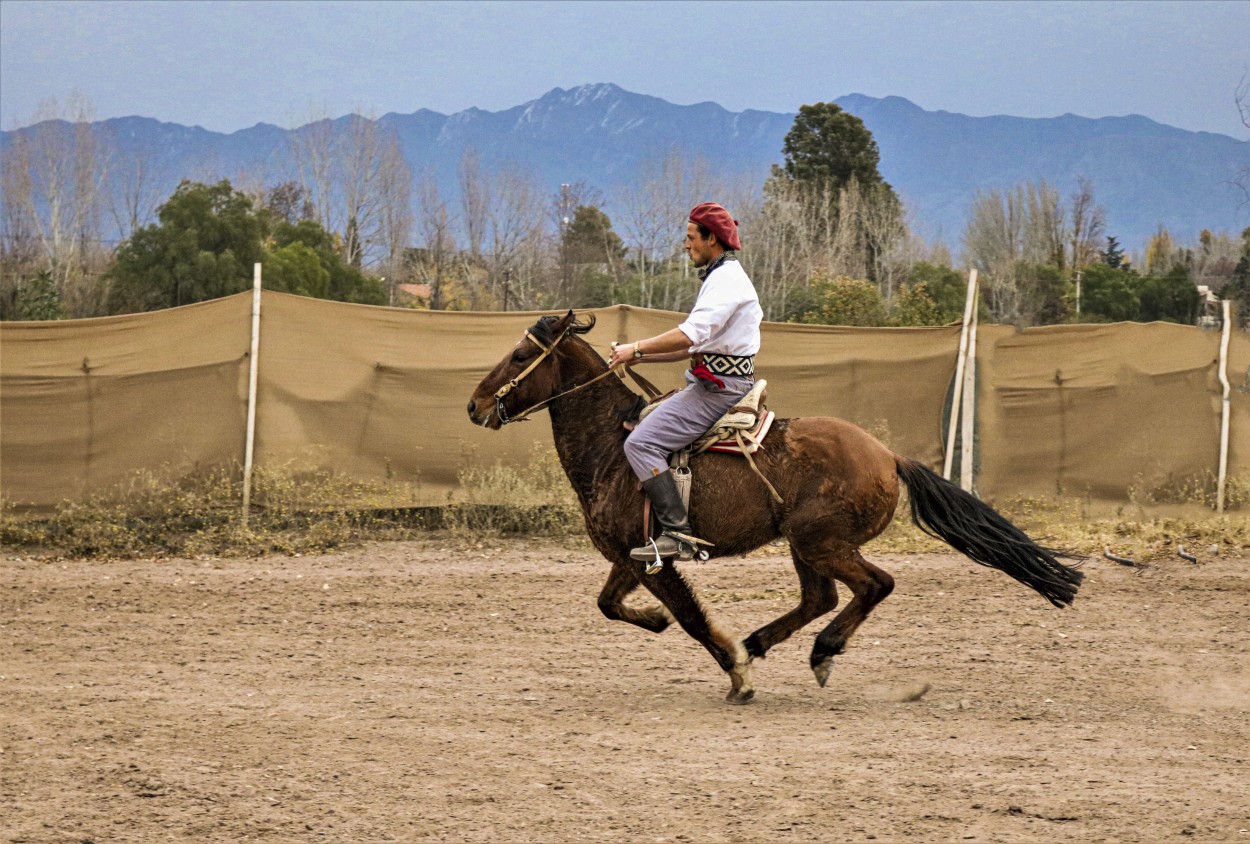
{"left": 697, "top": 250, "right": 737, "bottom": 281}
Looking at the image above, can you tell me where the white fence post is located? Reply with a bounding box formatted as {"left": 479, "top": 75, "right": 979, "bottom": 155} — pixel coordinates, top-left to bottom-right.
{"left": 959, "top": 289, "right": 979, "bottom": 492}
{"left": 1217, "top": 299, "right": 1231, "bottom": 513}
{"left": 241, "top": 264, "right": 262, "bottom": 528}
{"left": 944, "top": 269, "right": 978, "bottom": 480}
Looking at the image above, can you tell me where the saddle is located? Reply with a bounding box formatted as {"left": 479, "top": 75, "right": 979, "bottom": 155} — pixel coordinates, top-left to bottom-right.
{"left": 635, "top": 378, "right": 782, "bottom": 508}
{"left": 637, "top": 379, "right": 775, "bottom": 454}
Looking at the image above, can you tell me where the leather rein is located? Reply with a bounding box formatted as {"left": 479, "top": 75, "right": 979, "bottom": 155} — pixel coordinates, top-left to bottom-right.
{"left": 492, "top": 329, "right": 659, "bottom": 426}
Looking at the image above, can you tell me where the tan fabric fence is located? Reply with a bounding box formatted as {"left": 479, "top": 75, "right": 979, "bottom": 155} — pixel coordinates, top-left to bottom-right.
{"left": 2, "top": 290, "right": 1245, "bottom": 512}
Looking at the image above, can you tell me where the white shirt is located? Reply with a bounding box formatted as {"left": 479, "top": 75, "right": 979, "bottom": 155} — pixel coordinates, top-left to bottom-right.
{"left": 678, "top": 257, "right": 763, "bottom": 356}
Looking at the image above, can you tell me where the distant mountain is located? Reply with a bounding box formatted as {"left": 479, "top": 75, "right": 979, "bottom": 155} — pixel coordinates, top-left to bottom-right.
{"left": 3, "top": 83, "right": 1245, "bottom": 250}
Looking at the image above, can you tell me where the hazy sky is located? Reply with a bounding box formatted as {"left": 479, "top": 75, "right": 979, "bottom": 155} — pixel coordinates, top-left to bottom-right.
{"left": 2, "top": 0, "right": 1247, "bottom": 137}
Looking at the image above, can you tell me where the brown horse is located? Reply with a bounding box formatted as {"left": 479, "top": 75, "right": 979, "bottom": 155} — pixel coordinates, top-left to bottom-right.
{"left": 468, "top": 311, "right": 1083, "bottom": 704}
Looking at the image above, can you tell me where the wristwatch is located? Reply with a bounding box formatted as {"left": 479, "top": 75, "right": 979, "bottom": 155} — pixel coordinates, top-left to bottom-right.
{"left": 632, "top": 343, "right": 645, "bottom": 359}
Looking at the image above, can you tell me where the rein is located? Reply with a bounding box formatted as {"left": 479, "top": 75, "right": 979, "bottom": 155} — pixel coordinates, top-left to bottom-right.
{"left": 493, "top": 329, "right": 626, "bottom": 425}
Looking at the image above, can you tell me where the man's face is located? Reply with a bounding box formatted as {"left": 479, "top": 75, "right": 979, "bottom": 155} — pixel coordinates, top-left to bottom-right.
{"left": 684, "top": 222, "right": 719, "bottom": 268}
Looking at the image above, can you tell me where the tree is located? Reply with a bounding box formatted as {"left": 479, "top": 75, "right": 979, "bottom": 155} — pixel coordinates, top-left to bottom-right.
{"left": 14, "top": 269, "right": 64, "bottom": 320}
{"left": 560, "top": 205, "right": 626, "bottom": 307}
{"left": 1067, "top": 176, "right": 1106, "bottom": 269}
{"left": 1018, "top": 263, "right": 1071, "bottom": 326}
{"left": 107, "top": 180, "right": 266, "bottom": 313}
{"left": 1079, "top": 262, "right": 1140, "bottom": 322}
{"left": 905, "top": 262, "right": 967, "bottom": 323}
{"left": 1234, "top": 74, "right": 1250, "bottom": 205}
{"left": 268, "top": 218, "right": 385, "bottom": 304}
{"left": 0, "top": 95, "right": 112, "bottom": 318}
{"left": 778, "top": 102, "right": 893, "bottom": 198}
{"left": 411, "top": 172, "right": 458, "bottom": 310}
{"left": 263, "top": 181, "right": 315, "bottom": 226}
{"left": 1144, "top": 225, "right": 1176, "bottom": 275}
{"left": 889, "top": 282, "right": 942, "bottom": 326}
{"left": 959, "top": 178, "right": 1117, "bottom": 325}
{"left": 616, "top": 145, "right": 723, "bottom": 310}
{"left": 1101, "top": 236, "right": 1125, "bottom": 269}
{"left": 1139, "top": 265, "right": 1199, "bottom": 323}
{"left": 792, "top": 274, "right": 886, "bottom": 326}
{"left": 288, "top": 108, "right": 412, "bottom": 270}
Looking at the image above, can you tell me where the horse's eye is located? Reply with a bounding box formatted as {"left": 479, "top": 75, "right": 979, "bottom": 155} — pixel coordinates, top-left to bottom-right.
{"left": 511, "top": 350, "right": 526, "bottom": 363}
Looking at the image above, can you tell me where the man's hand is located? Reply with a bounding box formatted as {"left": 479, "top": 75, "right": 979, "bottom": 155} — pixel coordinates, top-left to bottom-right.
{"left": 608, "top": 341, "right": 637, "bottom": 369}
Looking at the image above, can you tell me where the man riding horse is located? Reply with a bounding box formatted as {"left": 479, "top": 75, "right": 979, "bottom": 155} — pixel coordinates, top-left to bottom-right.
{"left": 607, "top": 202, "right": 763, "bottom": 571}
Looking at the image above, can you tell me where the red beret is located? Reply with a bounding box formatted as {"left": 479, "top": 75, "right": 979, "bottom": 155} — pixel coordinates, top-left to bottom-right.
{"left": 689, "top": 202, "right": 741, "bottom": 251}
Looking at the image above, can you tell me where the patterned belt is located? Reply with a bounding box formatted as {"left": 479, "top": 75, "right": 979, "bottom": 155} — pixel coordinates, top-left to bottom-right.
{"left": 694, "top": 353, "right": 755, "bottom": 377}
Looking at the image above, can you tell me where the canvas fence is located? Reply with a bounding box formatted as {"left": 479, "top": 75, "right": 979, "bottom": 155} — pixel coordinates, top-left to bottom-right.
{"left": 2, "top": 290, "right": 1246, "bottom": 513}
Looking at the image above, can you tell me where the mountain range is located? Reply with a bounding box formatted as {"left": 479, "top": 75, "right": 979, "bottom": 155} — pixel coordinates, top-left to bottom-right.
{"left": 4, "top": 83, "right": 1246, "bottom": 251}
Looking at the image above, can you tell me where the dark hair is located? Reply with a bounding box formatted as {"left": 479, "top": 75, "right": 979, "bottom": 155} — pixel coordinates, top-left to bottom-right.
{"left": 694, "top": 222, "right": 714, "bottom": 242}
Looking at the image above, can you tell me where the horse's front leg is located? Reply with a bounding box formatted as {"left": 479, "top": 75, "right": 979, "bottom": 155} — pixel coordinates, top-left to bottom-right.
{"left": 743, "top": 548, "right": 840, "bottom": 660}
{"left": 596, "top": 560, "right": 673, "bottom": 633}
{"left": 637, "top": 562, "right": 754, "bottom": 705}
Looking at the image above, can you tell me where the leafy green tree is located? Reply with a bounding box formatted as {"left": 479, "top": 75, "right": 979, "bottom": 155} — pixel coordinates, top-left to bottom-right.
{"left": 106, "top": 181, "right": 385, "bottom": 313}
{"left": 1019, "top": 264, "right": 1071, "bottom": 325}
{"left": 562, "top": 205, "right": 625, "bottom": 265}
{"left": 1101, "top": 235, "right": 1125, "bottom": 269}
{"left": 777, "top": 102, "right": 894, "bottom": 198}
{"left": 1139, "top": 265, "right": 1199, "bottom": 323}
{"left": 793, "top": 275, "right": 886, "bottom": 326}
{"left": 107, "top": 180, "right": 267, "bottom": 314}
{"left": 263, "top": 242, "right": 331, "bottom": 299}
{"left": 889, "top": 282, "right": 941, "bottom": 326}
{"left": 558, "top": 205, "right": 624, "bottom": 307}
{"left": 15, "top": 270, "right": 64, "bottom": 320}
{"left": 1079, "top": 262, "right": 1140, "bottom": 322}
{"left": 270, "top": 219, "right": 385, "bottom": 304}
{"left": 906, "top": 262, "right": 967, "bottom": 323}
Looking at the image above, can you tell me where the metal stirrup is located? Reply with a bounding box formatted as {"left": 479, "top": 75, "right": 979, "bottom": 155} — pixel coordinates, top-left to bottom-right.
{"left": 644, "top": 538, "right": 663, "bottom": 575}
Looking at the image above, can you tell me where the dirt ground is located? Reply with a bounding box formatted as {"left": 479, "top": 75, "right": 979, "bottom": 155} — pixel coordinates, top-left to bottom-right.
{"left": 3, "top": 538, "right": 1248, "bottom": 843}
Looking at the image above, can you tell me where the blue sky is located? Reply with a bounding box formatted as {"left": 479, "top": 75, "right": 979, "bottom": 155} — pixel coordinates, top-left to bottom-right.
{"left": 1, "top": 0, "right": 1246, "bottom": 137}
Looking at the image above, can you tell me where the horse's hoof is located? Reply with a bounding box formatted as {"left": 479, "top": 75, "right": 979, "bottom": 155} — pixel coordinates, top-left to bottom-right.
{"left": 726, "top": 687, "right": 755, "bottom": 705}
{"left": 812, "top": 657, "right": 833, "bottom": 688}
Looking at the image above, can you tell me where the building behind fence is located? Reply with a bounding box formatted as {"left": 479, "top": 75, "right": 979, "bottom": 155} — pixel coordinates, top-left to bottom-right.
{"left": 3, "top": 290, "right": 1248, "bottom": 513}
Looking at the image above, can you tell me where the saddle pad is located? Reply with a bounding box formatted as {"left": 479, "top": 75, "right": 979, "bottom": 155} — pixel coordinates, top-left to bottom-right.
{"left": 705, "top": 410, "right": 776, "bottom": 454}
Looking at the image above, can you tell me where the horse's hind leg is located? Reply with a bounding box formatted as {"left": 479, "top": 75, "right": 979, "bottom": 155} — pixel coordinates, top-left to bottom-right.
{"left": 803, "top": 545, "right": 894, "bottom": 688}
{"left": 596, "top": 561, "right": 673, "bottom": 633}
{"left": 638, "top": 562, "right": 754, "bottom": 705}
{"left": 743, "top": 549, "right": 839, "bottom": 660}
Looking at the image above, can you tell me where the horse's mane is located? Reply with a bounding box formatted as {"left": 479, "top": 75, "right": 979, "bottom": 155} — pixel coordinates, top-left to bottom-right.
{"left": 530, "top": 312, "right": 596, "bottom": 347}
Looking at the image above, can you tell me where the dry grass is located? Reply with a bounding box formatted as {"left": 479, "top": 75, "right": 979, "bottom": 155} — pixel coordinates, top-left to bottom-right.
{"left": 3, "top": 450, "right": 1247, "bottom": 563}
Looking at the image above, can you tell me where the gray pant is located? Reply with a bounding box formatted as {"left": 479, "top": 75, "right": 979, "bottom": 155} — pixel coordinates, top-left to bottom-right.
{"left": 624, "top": 370, "right": 754, "bottom": 481}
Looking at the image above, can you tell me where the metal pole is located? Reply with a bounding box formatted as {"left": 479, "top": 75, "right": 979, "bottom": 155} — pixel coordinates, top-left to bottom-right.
{"left": 1217, "top": 299, "right": 1231, "bottom": 513}
{"left": 241, "top": 263, "right": 262, "bottom": 529}
{"left": 944, "top": 269, "right": 978, "bottom": 480}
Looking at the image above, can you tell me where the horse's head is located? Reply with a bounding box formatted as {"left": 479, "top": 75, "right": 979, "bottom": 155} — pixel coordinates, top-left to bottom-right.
{"left": 468, "top": 309, "right": 597, "bottom": 429}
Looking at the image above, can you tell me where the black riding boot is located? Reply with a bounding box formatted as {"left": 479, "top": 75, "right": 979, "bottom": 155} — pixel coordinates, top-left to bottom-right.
{"left": 630, "top": 470, "right": 702, "bottom": 573}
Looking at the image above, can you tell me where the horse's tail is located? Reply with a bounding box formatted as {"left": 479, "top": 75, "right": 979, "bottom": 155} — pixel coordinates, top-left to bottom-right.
{"left": 895, "top": 456, "right": 1084, "bottom": 608}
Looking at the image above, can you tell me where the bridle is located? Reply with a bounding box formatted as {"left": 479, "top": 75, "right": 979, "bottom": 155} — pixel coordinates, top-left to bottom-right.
{"left": 492, "top": 328, "right": 623, "bottom": 426}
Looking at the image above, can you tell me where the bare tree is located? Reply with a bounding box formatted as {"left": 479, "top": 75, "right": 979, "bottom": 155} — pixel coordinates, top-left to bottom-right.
{"left": 0, "top": 95, "right": 111, "bottom": 317}
{"left": 104, "top": 135, "right": 166, "bottom": 244}
{"left": 413, "top": 172, "right": 456, "bottom": 310}
{"left": 459, "top": 147, "right": 488, "bottom": 261}
{"left": 485, "top": 166, "right": 544, "bottom": 309}
{"left": 964, "top": 186, "right": 1027, "bottom": 322}
{"left": 1067, "top": 176, "right": 1106, "bottom": 270}
{"left": 1023, "top": 180, "right": 1065, "bottom": 268}
{"left": 288, "top": 107, "right": 411, "bottom": 269}
{"left": 1234, "top": 73, "right": 1250, "bottom": 205}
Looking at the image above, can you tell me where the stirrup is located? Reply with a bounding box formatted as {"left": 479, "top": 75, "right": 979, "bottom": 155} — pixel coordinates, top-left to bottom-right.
{"left": 643, "top": 538, "right": 663, "bottom": 575}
